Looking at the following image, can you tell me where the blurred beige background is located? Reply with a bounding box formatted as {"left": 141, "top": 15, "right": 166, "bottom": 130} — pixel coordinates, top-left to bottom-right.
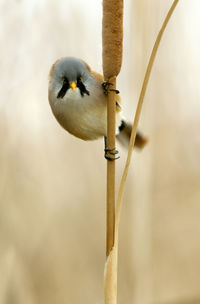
{"left": 0, "top": 0, "right": 200, "bottom": 303}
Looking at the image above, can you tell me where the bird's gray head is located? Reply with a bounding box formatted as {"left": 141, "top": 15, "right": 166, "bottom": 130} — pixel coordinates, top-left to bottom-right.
{"left": 52, "top": 57, "right": 90, "bottom": 98}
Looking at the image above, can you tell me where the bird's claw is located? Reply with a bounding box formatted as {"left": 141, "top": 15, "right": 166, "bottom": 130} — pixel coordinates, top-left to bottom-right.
{"left": 104, "top": 148, "right": 120, "bottom": 161}
{"left": 102, "top": 82, "right": 120, "bottom": 95}
{"left": 104, "top": 136, "right": 120, "bottom": 161}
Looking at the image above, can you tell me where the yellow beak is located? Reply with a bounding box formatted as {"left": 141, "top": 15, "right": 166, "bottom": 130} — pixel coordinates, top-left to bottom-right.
{"left": 70, "top": 82, "right": 77, "bottom": 90}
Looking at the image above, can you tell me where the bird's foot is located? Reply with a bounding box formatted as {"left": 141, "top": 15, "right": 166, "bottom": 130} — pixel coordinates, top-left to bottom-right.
{"left": 102, "top": 82, "right": 120, "bottom": 95}
{"left": 104, "top": 136, "right": 120, "bottom": 161}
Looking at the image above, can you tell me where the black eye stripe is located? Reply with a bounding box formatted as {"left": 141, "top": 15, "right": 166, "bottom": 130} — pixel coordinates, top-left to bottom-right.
{"left": 57, "top": 77, "right": 69, "bottom": 99}
{"left": 57, "top": 77, "right": 90, "bottom": 99}
{"left": 77, "top": 78, "right": 90, "bottom": 97}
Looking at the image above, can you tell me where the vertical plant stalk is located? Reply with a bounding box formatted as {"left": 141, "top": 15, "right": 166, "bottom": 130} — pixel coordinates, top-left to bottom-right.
{"left": 106, "top": 76, "right": 117, "bottom": 257}
{"left": 102, "top": 0, "right": 123, "bottom": 258}
{"left": 102, "top": 0, "right": 123, "bottom": 303}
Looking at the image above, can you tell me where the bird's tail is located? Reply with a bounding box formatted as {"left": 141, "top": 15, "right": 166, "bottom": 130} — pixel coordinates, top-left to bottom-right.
{"left": 116, "top": 120, "right": 148, "bottom": 149}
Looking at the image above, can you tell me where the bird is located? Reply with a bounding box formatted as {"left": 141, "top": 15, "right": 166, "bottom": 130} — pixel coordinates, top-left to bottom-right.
{"left": 48, "top": 57, "right": 147, "bottom": 159}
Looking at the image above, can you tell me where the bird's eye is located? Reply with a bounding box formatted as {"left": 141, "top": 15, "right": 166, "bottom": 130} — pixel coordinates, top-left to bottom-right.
{"left": 77, "top": 76, "right": 82, "bottom": 83}
{"left": 57, "top": 77, "right": 69, "bottom": 99}
{"left": 62, "top": 77, "right": 68, "bottom": 84}
{"left": 76, "top": 76, "right": 90, "bottom": 97}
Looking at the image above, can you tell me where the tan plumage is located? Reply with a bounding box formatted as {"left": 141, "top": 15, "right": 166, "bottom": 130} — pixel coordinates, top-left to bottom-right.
{"left": 48, "top": 57, "right": 147, "bottom": 148}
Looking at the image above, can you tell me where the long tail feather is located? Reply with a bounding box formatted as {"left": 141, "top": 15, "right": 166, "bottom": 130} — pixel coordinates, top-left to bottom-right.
{"left": 116, "top": 120, "right": 148, "bottom": 149}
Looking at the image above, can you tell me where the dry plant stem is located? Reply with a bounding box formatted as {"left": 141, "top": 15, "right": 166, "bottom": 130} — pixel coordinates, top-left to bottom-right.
{"left": 115, "top": 0, "right": 179, "bottom": 241}
{"left": 106, "top": 77, "right": 117, "bottom": 257}
{"left": 102, "top": 0, "right": 123, "bottom": 258}
{"left": 102, "top": 0, "right": 123, "bottom": 302}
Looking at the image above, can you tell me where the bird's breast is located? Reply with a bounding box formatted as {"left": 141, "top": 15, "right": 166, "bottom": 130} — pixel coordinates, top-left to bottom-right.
{"left": 49, "top": 89, "right": 107, "bottom": 140}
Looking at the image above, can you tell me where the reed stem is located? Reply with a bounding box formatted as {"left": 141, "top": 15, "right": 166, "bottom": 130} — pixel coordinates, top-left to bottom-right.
{"left": 106, "top": 77, "right": 117, "bottom": 257}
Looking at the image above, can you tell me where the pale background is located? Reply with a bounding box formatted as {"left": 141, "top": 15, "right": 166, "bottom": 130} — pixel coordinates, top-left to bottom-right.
{"left": 0, "top": 1, "right": 200, "bottom": 303}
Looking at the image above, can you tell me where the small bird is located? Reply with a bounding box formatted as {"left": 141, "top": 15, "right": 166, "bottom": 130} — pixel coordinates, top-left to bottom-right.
{"left": 48, "top": 57, "right": 147, "bottom": 158}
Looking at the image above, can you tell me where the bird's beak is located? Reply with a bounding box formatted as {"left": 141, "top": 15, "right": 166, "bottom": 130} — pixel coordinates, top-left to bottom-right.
{"left": 70, "top": 82, "right": 77, "bottom": 90}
